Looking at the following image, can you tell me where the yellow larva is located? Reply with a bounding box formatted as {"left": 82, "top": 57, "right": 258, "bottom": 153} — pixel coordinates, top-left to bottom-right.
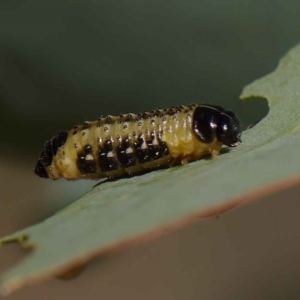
{"left": 34, "top": 103, "right": 242, "bottom": 180}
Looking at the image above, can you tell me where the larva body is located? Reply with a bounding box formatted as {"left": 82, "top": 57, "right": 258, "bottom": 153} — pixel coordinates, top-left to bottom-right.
{"left": 34, "top": 104, "right": 242, "bottom": 180}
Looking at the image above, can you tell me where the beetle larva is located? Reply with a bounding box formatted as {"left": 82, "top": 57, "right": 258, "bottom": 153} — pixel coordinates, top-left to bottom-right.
{"left": 34, "top": 103, "right": 242, "bottom": 180}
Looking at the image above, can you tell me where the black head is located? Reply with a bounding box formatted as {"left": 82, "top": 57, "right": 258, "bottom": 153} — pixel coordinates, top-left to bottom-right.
{"left": 193, "top": 104, "right": 242, "bottom": 147}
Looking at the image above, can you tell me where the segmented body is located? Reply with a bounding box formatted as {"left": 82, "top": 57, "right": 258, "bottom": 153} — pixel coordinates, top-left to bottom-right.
{"left": 35, "top": 103, "right": 241, "bottom": 180}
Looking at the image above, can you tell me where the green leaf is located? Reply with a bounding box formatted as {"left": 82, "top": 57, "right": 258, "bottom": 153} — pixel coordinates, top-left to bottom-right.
{"left": 1, "top": 43, "right": 300, "bottom": 295}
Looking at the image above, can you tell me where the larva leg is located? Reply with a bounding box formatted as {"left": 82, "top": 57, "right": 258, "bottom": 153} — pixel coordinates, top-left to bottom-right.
{"left": 180, "top": 155, "right": 198, "bottom": 165}
{"left": 211, "top": 150, "right": 219, "bottom": 159}
{"left": 210, "top": 144, "right": 222, "bottom": 159}
{"left": 169, "top": 155, "right": 196, "bottom": 167}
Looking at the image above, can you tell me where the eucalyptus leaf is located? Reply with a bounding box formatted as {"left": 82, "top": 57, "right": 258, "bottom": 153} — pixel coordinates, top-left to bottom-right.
{"left": 1, "top": 44, "right": 300, "bottom": 295}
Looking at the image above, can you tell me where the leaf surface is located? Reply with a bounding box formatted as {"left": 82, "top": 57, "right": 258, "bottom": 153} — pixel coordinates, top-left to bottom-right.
{"left": 1, "top": 44, "right": 300, "bottom": 295}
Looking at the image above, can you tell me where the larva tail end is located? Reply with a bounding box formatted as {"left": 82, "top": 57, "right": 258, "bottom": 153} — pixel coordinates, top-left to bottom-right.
{"left": 34, "top": 131, "right": 69, "bottom": 179}
{"left": 34, "top": 159, "right": 49, "bottom": 178}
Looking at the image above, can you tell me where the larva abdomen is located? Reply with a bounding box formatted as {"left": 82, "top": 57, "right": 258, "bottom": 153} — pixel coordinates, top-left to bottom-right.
{"left": 34, "top": 104, "right": 242, "bottom": 180}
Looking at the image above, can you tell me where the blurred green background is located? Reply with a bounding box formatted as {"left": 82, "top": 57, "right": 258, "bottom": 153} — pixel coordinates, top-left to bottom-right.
{"left": 1, "top": 1, "right": 300, "bottom": 299}
{"left": 2, "top": 0, "right": 284, "bottom": 154}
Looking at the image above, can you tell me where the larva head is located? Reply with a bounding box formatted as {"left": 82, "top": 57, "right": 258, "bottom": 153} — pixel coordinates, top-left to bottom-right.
{"left": 193, "top": 105, "right": 242, "bottom": 147}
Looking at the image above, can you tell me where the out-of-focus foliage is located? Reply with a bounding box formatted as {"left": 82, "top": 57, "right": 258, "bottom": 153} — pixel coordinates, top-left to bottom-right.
{"left": 4, "top": 0, "right": 298, "bottom": 152}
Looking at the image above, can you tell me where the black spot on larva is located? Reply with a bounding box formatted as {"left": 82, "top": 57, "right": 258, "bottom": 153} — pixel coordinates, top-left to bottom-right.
{"left": 134, "top": 136, "right": 151, "bottom": 163}
{"left": 116, "top": 137, "right": 136, "bottom": 168}
{"left": 34, "top": 160, "right": 49, "bottom": 178}
{"left": 97, "top": 115, "right": 103, "bottom": 121}
{"left": 40, "top": 140, "right": 53, "bottom": 166}
{"left": 105, "top": 116, "right": 112, "bottom": 124}
{"left": 147, "top": 134, "right": 170, "bottom": 160}
{"left": 77, "top": 153, "right": 97, "bottom": 174}
{"left": 57, "top": 131, "right": 68, "bottom": 147}
{"left": 84, "top": 161, "right": 97, "bottom": 174}
{"left": 167, "top": 109, "right": 175, "bottom": 116}
{"left": 160, "top": 141, "right": 169, "bottom": 156}
{"left": 78, "top": 154, "right": 85, "bottom": 164}
{"left": 96, "top": 123, "right": 101, "bottom": 128}
{"left": 39, "top": 150, "right": 52, "bottom": 167}
{"left": 147, "top": 141, "right": 161, "bottom": 160}
{"left": 98, "top": 140, "right": 118, "bottom": 172}
{"left": 45, "top": 140, "right": 54, "bottom": 152}
{"left": 142, "top": 112, "right": 149, "bottom": 119}
{"left": 125, "top": 114, "right": 133, "bottom": 122}
{"left": 73, "top": 131, "right": 77, "bottom": 135}
{"left": 82, "top": 122, "right": 89, "bottom": 130}
{"left": 84, "top": 145, "right": 92, "bottom": 153}
{"left": 34, "top": 137, "right": 59, "bottom": 178}
{"left": 52, "top": 137, "right": 58, "bottom": 155}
